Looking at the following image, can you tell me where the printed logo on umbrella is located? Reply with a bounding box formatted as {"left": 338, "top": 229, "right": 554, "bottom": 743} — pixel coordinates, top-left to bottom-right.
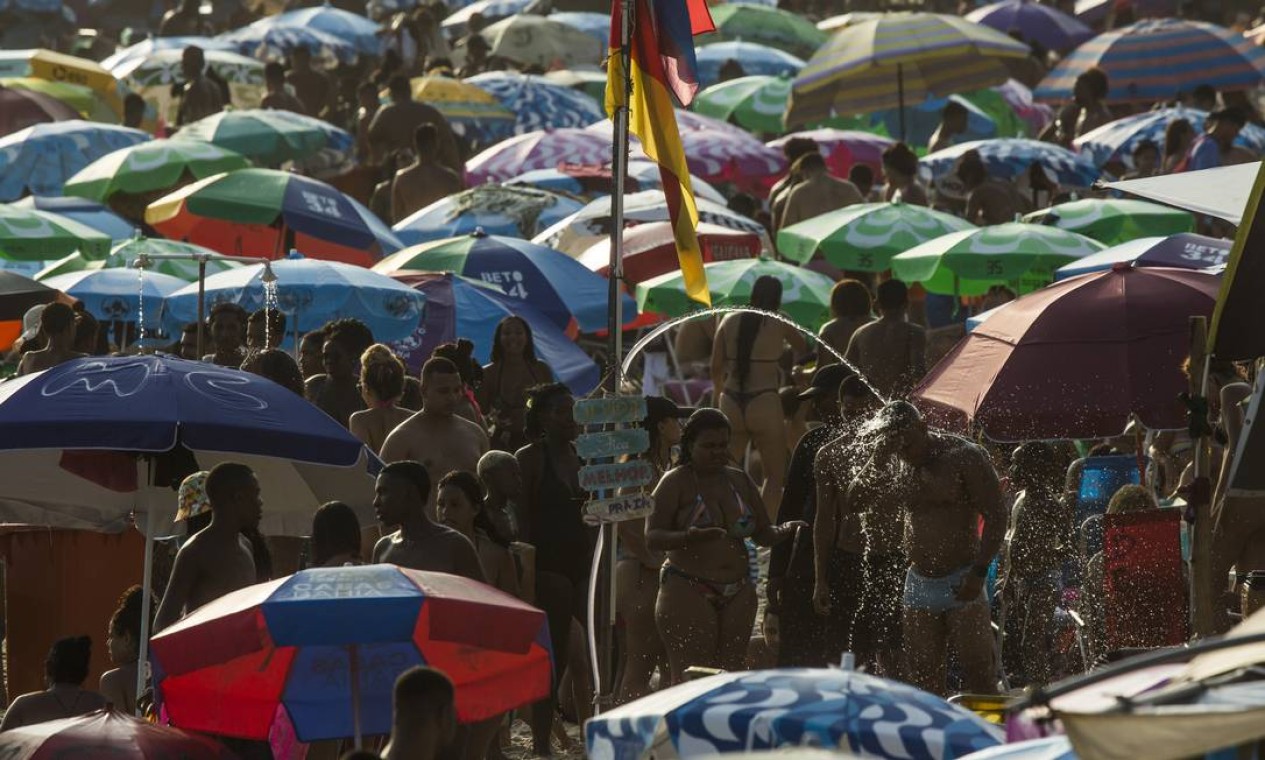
{"left": 479, "top": 270, "right": 529, "bottom": 300}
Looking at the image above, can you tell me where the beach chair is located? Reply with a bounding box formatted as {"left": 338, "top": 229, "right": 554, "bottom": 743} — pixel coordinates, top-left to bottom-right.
{"left": 1103, "top": 509, "right": 1188, "bottom": 653}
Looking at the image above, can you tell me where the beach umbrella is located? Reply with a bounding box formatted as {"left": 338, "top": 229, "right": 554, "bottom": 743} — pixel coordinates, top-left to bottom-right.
{"left": 699, "top": 3, "right": 829, "bottom": 58}
{"left": 817, "top": 11, "right": 883, "bottom": 32}
{"left": 890, "top": 223, "right": 1106, "bottom": 295}
{"left": 1074, "top": 107, "right": 1265, "bottom": 169}
{"left": 389, "top": 271, "right": 600, "bottom": 393}
{"left": 0, "top": 77, "right": 118, "bottom": 124}
{"left": 767, "top": 129, "right": 894, "bottom": 179}
{"left": 874, "top": 94, "right": 999, "bottom": 148}
{"left": 0, "top": 83, "right": 78, "bottom": 137}
{"left": 0, "top": 120, "right": 149, "bottom": 201}
{"left": 695, "top": 75, "right": 793, "bottom": 134}
{"left": 371, "top": 230, "right": 630, "bottom": 333}
{"left": 63, "top": 139, "right": 251, "bottom": 202}
{"left": 146, "top": 168, "right": 402, "bottom": 266}
{"left": 173, "top": 109, "right": 347, "bottom": 166}
{"left": 244, "top": 4, "right": 382, "bottom": 57}
{"left": 505, "top": 160, "right": 728, "bottom": 204}
{"left": 777, "top": 201, "right": 976, "bottom": 270}
{"left": 393, "top": 184, "right": 584, "bottom": 246}
{"left": 465, "top": 128, "right": 612, "bottom": 185}
{"left": 42, "top": 268, "right": 185, "bottom": 327}
{"left": 0, "top": 707, "right": 236, "bottom": 759}
{"left": 910, "top": 266, "right": 1221, "bottom": 440}
{"left": 992, "top": 78, "right": 1054, "bottom": 136}
{"left": 637, "top": 256, "right": 835, "bottom": 328}
{"left": 100, "top": 36, "right": 235, "bottom": 70}
{"left": 111, "top": 48, "right": 265, "bottom": 126}
{"left": 12, "top": 196, "right": 134, "bottom": 241}
{"left": 920, "top": 137, "right": 1100, "bottom": 188}
{"left": 966, "top": 0, "right": 1093, "bottom": 53}
{"left": 586, "top": 668, "right": 1002, "bottom": 760}
{"left": 578, "top": 221, "right": 763, "bottom": 285}
{"left": 0, "top": 205, "right": 112, "bottom": 263}
{"left": 546, "top": 11, "right": 609, "bottom": 50}
{"left": 1035, "top": 19, "right": 1265, "bottom": 105}
{"left": 787, "top": 13, "right": 1031, "bottom": 133}
{"left": 0, "top": 270, "right": 67, "bottom": 350}
{"left": 1054, "top": 232, "right": 1230, "bottom": 279}
{"left": 962, "top": 737, "right": 1075, "bottom": 759}
{"left": 0, "top": 49, "right": 131, "bottom": 118}
{"left": 1024, "top": 198, "right": 1196, "bottom": 245}
{"left": 441, "top": 0, "right": 537, "bottom": 35}
{"left": 542, "top": 68, "right": 607, "bottom": 102}
{"left": 480, "top": 15, "right": 603, "bottom": 69}
{"left": 464, "top": 72, "right": 604, "bottom": 134}
{"left": 102, "top": 238, "right": 244, "bottom": 281}
{"left": 401, "top": 76, "right": 515, "bottom": 148}
{"left": 217, "top": 22, "right": 361, "bottom": 67}
{"left": 696, "top": 41, "right": 805, "bottom": 87}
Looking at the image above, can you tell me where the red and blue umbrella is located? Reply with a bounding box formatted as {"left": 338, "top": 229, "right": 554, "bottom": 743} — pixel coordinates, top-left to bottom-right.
{"left": 966, "top": 0, "right": 1093, "bottom": 54}
{"left": 151, "top": 565, "right": 552, "bottom": 744}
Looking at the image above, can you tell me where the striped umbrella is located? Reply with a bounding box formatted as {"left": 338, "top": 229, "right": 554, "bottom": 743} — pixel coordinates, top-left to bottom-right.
{"left": 777, "top": 201, "right": 976, "bottom": 270}
{"left": 1075, "top": 107, "right": 1265, "bottom": 168}
{"left": 696, "top": 41, "right": 805, "bottom": 87}
{"left": 64, "top": 140, "right": 251, "bottom": 202}
{"left": 463, "top": 72, "right": 604, "bottom": 134}
{"left": 787, "top": 13, "right": 1032, "bottom": 135}
{"left": 1035, "top": 19, "right": 1265, "bottom": 104}
{"left": 111, "top": 48, "right": 265, "bottom": 127}
{"left": 695, "top": 75, "right": 793, "bottom": 134}
{"left": 965, "top": 0, "right": 1093, "bottom": 54}
{"left": 216, "top": 23, "right": 360, "bottom": 67}
{"left": 920, "top": 138, "right": 1100, "bottom": 188}
{"left": 637, "top": 256, "right": 836, "bottom": 328}
{"left": 1024, "top": 198, "right": 1195, "bottom": 245}
{"left": 466, "top": 128, "right": 611, "bottom": 185}
{"left": 173, "top": 109, "right": 350, "bottom": 166}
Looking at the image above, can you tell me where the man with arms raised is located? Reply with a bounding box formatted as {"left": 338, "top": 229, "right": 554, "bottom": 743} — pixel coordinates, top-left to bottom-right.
{"left": 372, "top": 460, "right": 486, "bottom": 580}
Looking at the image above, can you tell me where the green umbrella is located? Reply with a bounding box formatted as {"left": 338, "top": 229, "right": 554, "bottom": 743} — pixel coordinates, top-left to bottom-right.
{"left": 172, "top": 109, "right": 330, "bottom": 165}
{"left": 700, "top": 4, "right": 829, "bottom": 59}
{"left": 636, "top": 256, "right": 835, "bottom": 329}
{"left": 0, "top": 206, "right": 111, "bottom": 262}
{"left": 63, "top": 140, "right": 251, "bottom": 202}
{"left": 777, "top": 201, "right": 976, "bottom": 270}
{"left": 695, "top": 75, "right": 792, "bottom": 134}
{"left": 1022, "top": 198, "right": 1195, "bottom": 246}
{"left": 890, "top": 222, "right": 1106, "bottom": 296}
{"left": 33, "top": 252, "right": 101, "bottom": 280}
{"left": 103, "top": 237, "right": 244, "bottom": 280}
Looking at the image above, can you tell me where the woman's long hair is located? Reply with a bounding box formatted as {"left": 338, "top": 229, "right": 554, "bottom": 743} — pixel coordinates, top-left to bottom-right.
{"left": 438, "top": 470, "right": 510, "bottom": 547}
{"left": 734, "top": 276, "right": 783, "bottom": 391}
{"left": 489, "top": 316, "right": 538, "bottom": 365}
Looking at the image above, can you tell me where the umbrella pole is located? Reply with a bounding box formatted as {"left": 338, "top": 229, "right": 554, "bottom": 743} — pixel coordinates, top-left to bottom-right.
{"left": 349, "top": 644, "right": 363, "bottom": 749}
{"left": 136, "top": 463, "right": 156, "bottom": 718}
{"left": 1189, "top": 317, "right": 1215, "bottom": 637}
{"left": 196, "top": 258, "right": 207, "bottom": 359}
{"left": 897, "top": 64, "right": 906, "bottom": 143}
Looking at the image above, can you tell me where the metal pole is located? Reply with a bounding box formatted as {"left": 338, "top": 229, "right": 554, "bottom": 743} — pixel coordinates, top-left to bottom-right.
{"left": 1189, "top": 316, "right": 1215, "bottom": 636}
{"left": 136, "top": 464, "right": 155, "bottom": 717}
{"left": 196, "top": 259, "right": 207, "bottom": 360}
{"left": 349, "top": 644, "right": 363, "bottom": 749}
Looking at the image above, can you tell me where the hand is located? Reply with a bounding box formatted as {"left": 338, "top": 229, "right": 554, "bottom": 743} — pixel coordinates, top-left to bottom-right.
{"left": 956, "top": 571, "right": 986, "bottom": 603}
{"left": 763, "top": 612, "right": 781, "bottom": 650}
{"left": 812, "top": 584, "right": 831, "bottom": 617}
{"left": 687, "top": 526, "right": 727, "bottom": 546}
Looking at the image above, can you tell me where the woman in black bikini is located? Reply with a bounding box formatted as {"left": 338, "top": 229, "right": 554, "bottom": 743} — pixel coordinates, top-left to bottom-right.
{"left": 478, "top": 316, "right": 553, "bottom": 452}
{"left": 647, "top": 409, "right": 806, "bottom": 681}
{"left": 1, "top": 636, "right": 107, "bottom": 730}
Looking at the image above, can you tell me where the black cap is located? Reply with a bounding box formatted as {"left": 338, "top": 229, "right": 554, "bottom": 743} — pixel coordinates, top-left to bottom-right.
{"left": 644, "top": 395, "right": 693, "bottom": 427}
{"left": 798, "top": 363, "right": 854, "bottom": 399}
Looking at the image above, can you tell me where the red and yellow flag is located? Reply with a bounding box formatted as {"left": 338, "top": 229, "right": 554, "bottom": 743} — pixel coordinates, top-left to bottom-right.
{"left": 606, "top": 0, "right": 714, "bottom": 305}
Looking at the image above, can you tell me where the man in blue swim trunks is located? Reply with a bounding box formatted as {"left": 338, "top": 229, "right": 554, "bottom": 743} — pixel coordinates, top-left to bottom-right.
{"left": 878, "top": 401, "right": 1006, "bottom": 696}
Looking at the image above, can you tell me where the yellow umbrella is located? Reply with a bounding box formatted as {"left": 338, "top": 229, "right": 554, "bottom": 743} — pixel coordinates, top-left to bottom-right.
{"left": 0, "top": 49, "right": 128, "bottom": 119}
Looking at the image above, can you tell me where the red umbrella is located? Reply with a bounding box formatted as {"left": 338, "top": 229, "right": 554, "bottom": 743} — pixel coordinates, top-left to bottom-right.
{"left": 912, "top": 265, "right": 1220, "bottom": 441}
{"left": 0, "top": 707, "right": 237, "bottom": 758}
{"left": 0, "top": 85, "right": 79, "bottom": 138}
{"left": 577, "top": 221, "right": 763, "bottom": 285}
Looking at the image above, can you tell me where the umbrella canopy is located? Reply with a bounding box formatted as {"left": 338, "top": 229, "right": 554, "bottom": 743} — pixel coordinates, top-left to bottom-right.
{"left": 151, "top": 565, "right": 551, "bottom": 742}
{"left": 586, "top": 668, "right": 1003, "bottom": 760}
{"left": 962, "top": 737, "right": 1075, "bottom": 759}
{"left": 699, "top": 3, "right": 829, "bottom": 58}
{"left": 63, "top": 139, "right": 251, "bottom": 202}
{"left": 217, "top": 22, "right": 361, "bottom": 67}
{"left": 11, "top": 197, "right": 132, "bottom": 243}
{"left": 695, "top": 75, "right": 794, "bottom": 134}
{"left": 579, "top": 221, "right": 763, "bottom": 284}
{"left": 890, "top": 222, "right": 1106, "bottom": 295}
{"left": 506, "top": 160, "right": 728, "bottom": 203}
{"left": 0, "top": 49, "right": 130, "bottom": 117}
{"left": 402, "top": 76, "right": 515, "bottom": 148}
{"left": 966, "top": 0, "right": 1093, "bottom": 53}
{"left": 164, "top": 258, "right": 425, "bottom": 342}
{"left": 388, "top": 271, "right": 600, "bottom": 394}
{"left": 103, "top": 238, "right": 244, "bottom": 281}
{"left": 0, "top": 270, "right": 65, "bottom": 350}
{"left": 0, "top": 355, "right": 378, "bottom": 534}
{"left": 546, "top": 11, "right": 609, "bottom": 49}
{"left": 1100, "top": 161, "right": 1257, "bottom": 225}
{"left": 0, "top": 77, "right": 117, "bottom": 125}
{"left": 874, "top": 93, "right": 999, "bottom": 148}
{"left": 911, "top": 265, "right": 1221, "bottom": 440}
{"left": 466, "top": 128, "right": 612, "bottom": 185}
{"left": 1023, "top": 198, "right": 1195, "bottom": 245}
{"left": 0, "top": 82, "right": 79, "bottom": 137}
{"left": 542, "top": 68, "right": 610, "bottom": 102}
{"left": 817, "top": 11, "right": 883, "bottom": 32}
{"left": 173, "top": 109, "right": 348, "bottom": 166}
{"left": 767, "top": 128, "right": 894, "bottom": 179}
{"left": 0, "top": 120, "right": 150, "bottom": 201}
{"left": 1054, "top": 232, "right": 1230, "bottom": 279}
{"left": 42, "top": 268, "right": 185, "bottom": 326}
{"left": 464, "top": 72, "right": 604, "bottom": 134}
{"left": 777, "top": 201, "right": 976, "bottom": 270}
{"left": 394, "top": 184, "right": 585, "bottom": 246}
{"left": 787, "top": 13, "right": 1031, "bottom": 128}
{"left": 371, "top": 230, "right": 629, "bottom": 333}
{"left": 637, "top": 256, "right": 834, "bottom": 328}
{"left": 696, "top": 41, "right": 806, "bottom": 87}
{"left": 100, "top": 36, "right": 235, "bottom": 70}
{"left": 1035, "top": 19, "right": 1265, "bottom": 105}
{"left": 245, "top": 4, "right": 382, "bottom": 56}
{"left": 920, "top": 137, "right": 1100, "bottom": 188}
{"left": 0, "top": 707, "right": 236, "bottom": 759}
{"left": 442, "top": 0, "right": 537, "bottom": 35}
{"left": 0, "top": 205, "right": 112, "bottom": 262}
{"left": 111, "top": 48, "right": 265, "bottom": 126}
{"left": 146, "top": 168, "right": 401, "bottom": 266}
{"left": 480, "top": 15, "right": 604, "bottom": 68}
{"left": 1074, "top": 107, "right": 1265, "bottom": 169}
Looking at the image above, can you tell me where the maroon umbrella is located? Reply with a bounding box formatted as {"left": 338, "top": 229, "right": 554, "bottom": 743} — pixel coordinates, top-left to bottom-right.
{"left": 0, "top": 707, "right": 238, "bottom": 759}
{"left": 912, "top": 264, "right": 1220, "bottom": 441}
{"left": 0, "top": 85, "right": 79, "bottom": 138}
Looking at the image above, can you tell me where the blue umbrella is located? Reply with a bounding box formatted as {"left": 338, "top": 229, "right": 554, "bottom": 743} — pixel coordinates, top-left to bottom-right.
{"left": 163, "top": 257, "right": 426, "bottom": 343}
{"left": 0, "top": 120, "right": 150, "bottom": 201}
{"left": 388, "top": 271, "right": 600, "bottom": 395}
{"left": 921, "top": 137, "right": 1101, "bottom": 188}
{"left": 101, "top": 36, "right": 235, "bottom": 69}
{"left": 246, "top": 4, "right": 382, "bottom": 57}
{"left": 392, "top": 185, "right": 585, "bottom": 246}
{"left": 442, "top": 0, "right": 536, "bottom": 35}
{"left": 586, "top": 668, "right": 1003, "bottom": 760}
{"left": 696, "top": 41, "right": 806, "bottom": 87}
{"left": 217, "top": 23, "right": 361, "bottom": 66}
{"left": 13, "top": 196, "right": 136, "bottom": 241}
{"left": 961, "top": 736, "right": 1074, "bottom": 759}
{"left": 464, "top": 72, "right": 604, "bottom": 133}
{"left": 1054, "top": 233, "right": 1231, "bottom": 279}
{"left": 42, "top": 268, "right": 185, "bottom": 327}
{"left": 965, "top": 0, "right": 1093, "bottom": 53}
{"left": 548, "top": 11, "right": 610, "bottom": 51}
{"left": 1074, "top": 107, "right": 1265, "bottom": 168}
{"left": 874, "top": 94, "right": 997, "bottom": 149}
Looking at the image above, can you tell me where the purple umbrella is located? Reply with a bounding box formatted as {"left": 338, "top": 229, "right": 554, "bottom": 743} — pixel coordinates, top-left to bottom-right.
{"left": 966, "top": 0, "right": 1094, "bottom": 54}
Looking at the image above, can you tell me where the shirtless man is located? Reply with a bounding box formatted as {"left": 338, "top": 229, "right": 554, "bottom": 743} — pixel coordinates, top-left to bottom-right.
{"left": 154, "top": 462, "right": 262, "bottom": 632}
{"left": 953, "top": 149, "right": 1026, "bottom": 226}
{"left": 368, "top": 74, "right": 462, "bottom": 174}
{"left": 246, "top": 308, "right": 285, "bottom": 353}
{"left": 878, "top": 401, "right": 1006, "bottom": 696}
{"left": 845, "top": 279, "right": 926, "bottom": 399}
{"left": 261, "top": 61, "right": 307, "bottom": 115}
{"left": 201, "top": 302, "right": 248, "bottom": 368}
{"left": 285, "top": 46, "right": 332, "bottom": 119}
{"left": 778, "top": 152, "right": 864, "bottom": 230}
{"left": 371, "top": 460, "right": 486, "bottom": 581}
{"left": 380, "top": 357, "right": 490, "bottom": 518}
{"left": 17, "top": 303, "right": 85, "bottom": 376}
{"left": 391, "top": 123, "right": 464, "bottom": 223}
{"left": 175, "top": 46, "right": 225, "bottom": 127}
{"left": 305, "top": 318, "right": 373, "bottom": 428}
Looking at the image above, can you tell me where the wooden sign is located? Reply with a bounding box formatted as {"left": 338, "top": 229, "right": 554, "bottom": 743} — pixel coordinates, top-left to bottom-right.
{"left": 579, "top": 460, "right": 658, "bottom": 491}
{"left": 576, "top": 428, "right": 650, "bottom": 460}
{"left": 574, "top": 396, "right": 647, "bottom": 425}
{"left": 582, "top": 493, "right": 655, "bottom": 525}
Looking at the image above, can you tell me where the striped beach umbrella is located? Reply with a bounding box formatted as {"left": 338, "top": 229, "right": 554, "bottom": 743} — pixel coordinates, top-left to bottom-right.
{"left": 463, "top": 72, "right": 603, "bottom": 134}
{"left": 1035, "top": 19, "right": 1265, "bottom": 104}
{"left": 695, "top": 75, "right": 793, "bottom": 134}
{"left": 173, "top": 109, "right": 350, "bottom": 166}
{"left": 920, "top": 137, "right": 1101, "bottom": 188}
{"left": 1075, "top": 107, "right": 1265, "bottom": 168}
{"left": 64, "top": 140, "right": 251, "bottom": 202}
{"left": 965, "top": 0, "right": 1093, "bottom": 54}
{"left": 403, "top": 76, "right": 516, "bottom": 148}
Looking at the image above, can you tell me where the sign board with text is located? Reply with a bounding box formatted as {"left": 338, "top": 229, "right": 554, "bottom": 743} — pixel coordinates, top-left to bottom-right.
{"left": 583, "top": 493, "right": 655, "bottom": 525}
{"left": 576, "top": 428, "right": 650, "bottom": 460}
{"left": 574, "top": 396, "right": 647, "bottom": 425}
{"left": 579, "top": 460, "right": 658, "bottom": 491}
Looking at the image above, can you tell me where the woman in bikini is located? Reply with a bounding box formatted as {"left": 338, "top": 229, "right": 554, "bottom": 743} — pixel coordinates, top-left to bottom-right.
{"left": 479, "top": 316, "right": 553, "bottom": 453}
{"left": 1, "top": 636, "right": 107, "bottom": 730}
{"left": 438, "top": 470, "right": 521, "bottom": 598}
{"left": 348, "top": 344, "right": 414, "bottom": 456}
{"left": 98, "top": 586, "right": 154, "bottom": 716}
{"left": 710, "top": 276, "right": 808, "bottom": 519}
{"left": 648, "top": 409, "right": 806, "bottom": 681}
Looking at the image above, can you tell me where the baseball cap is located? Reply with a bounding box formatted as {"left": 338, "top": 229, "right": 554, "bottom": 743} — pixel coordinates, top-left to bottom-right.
{"left": 175, "top": 471, "right": 211, "bottom": 523}
{"left": 798, "top": 363, "right": 854, "bottom": 399}
{"left": 644, "top": 395, "right": 693, "bottom": 428}
{"left": 19, "top": 304, "right": 45, "bottom": 343}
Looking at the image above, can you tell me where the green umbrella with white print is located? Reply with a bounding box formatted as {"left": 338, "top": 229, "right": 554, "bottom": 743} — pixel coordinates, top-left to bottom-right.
{"left": 695, "top": 75, "right": 793, "bottom": 134}
{"left": 63, "top": 139, "right": 251, "bottom": 202}
{"left": 636, "top": 256, "right": 835, "bottom": 329}
{"left": 776, "top": 201, "right": 976, "bottom": 270}
{"left": 0, "top": 205, "right": 111, "bottom": 263}
{"left": 110, "top": 48, "right": 264, "bottom": 127}
{"left": 1022, "top": 198, "right": 1195, "bottom": 245}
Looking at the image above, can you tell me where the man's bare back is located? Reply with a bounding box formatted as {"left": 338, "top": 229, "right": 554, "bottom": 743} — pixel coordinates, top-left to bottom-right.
{"left": 380, "top": 412, "right": 489, "bottom": 514}
{"left": 391, "top": 162, "right": 464, "bottom": 223}
{"left": 904, "top": 435, "right": 1000, "bottom": 576}
{"left": 368, "top": 101, "right": 462, "bottom": 172}
{"left": 155, "top": 531, "right": 255, "bottom": 630}
{"left": 845, "top": 319, "right": 926, "bottom": 399}
{"left": 17, "top": 348, "right": 85, "bottom": 376}
{"left": 779, "top": 175, "right": 864, "bottom": 229}
{"left": 372, "top": 523, "right": 486, "bottom": 581}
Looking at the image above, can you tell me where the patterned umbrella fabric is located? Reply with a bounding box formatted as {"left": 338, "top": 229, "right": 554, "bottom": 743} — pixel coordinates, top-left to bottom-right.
{"left": 217, "top": 23, "right": 360, "bottom": 67}
{"left": 1035, "top": 19, "right": 1265, "bottom": 104}
{"left": 778, "top": 201, "right": 976, "bottom": 270}
{"left": 546, "top": 11, "right": 609, "bottom": 50}
{"left": 697, "top": 41, "right": 806, "bottom": 87}
{"left": 695, "top": 75, "right": 794, "bottom": 134}
{"left": 0, "top": 120, "right": 150, "bottom": 201}
{"left": 579, "top": 221, "right": 763, "bottom": 285}
{"left": 890, "top": 222, "right": 1106, "bottom": 295}
{"left": 441, "top": 0, "right": 537, "bottom": 35}
{"left": 0, "top": 49, "right": 131, "bottom": 118}
{"left": 920, "top": 137, "right": 1101, "bottom": 188}
{"left": 464, "top": 72, "right": 604, "bottom": 134}
{"left": 1024, "top": 198, "right": 1195, "bottom": 245}
{"left": 638, "top": 256, "right": 835, "bottom": 328}
{"left": 146, "top": 168, "right": 402, "bottom": 266}
{"left": 466, "top": 128, "right": 612, "bottom": 185}
{"left": 699, "top": 3, "right": 829, "bottom": 58}
{"left": 788, "top": 13, "right": 1031, "bottom": 127}
{"left": 1054, "top": 232, "right": 1230, "bottom": 279}
{"left": 0, "top": 77, "right": 118, "bottom": 124}
{"left": 111, "top": 48, "right": 265, "bottom": 127}
{"left": 173, "top": 109, "right": 349, "bottom": 167}
{"left": 480, "top": 15, "right": 604, "bottom": 69}
{"left": 542, "top": 68, "right": 607, "bottom": 102}
{"left": 586, "top": 668, "right": 1003, "bottom": 760}
{"left": 100, "top": 36, "right": 236, "bottom": 70}
{"left": 64, "top": 139, "right": 251, "bottom": 202}
{"left": 0, "top": 82, "right": 79, "bottom": 136}
{"left": 12, "top": 196, "right": 134, "bottom": 241}
{"left": 0, "top": 708, "right": 236, "bottom": 759}
{"left": 42, "top": 268, "right": 185, "bottom": 327}
{"left": 505, "top": 160, "right": 728, "bottom": 204}
{"left": 0, "top": 204, "right": 112, "bottom": 263}
{"left": 245, "top": 5, "right": 382, "bottom": 56}
{"left": 875, "top": 94, "right": 999, "bottom": 148}
{"left": 393, "top": 184, "right": 585, "bottom": 246}
{"left": 965, "top": 0, "right": 1094, "bottom": 53}
{"left": 1075, "top": 107, "right": 1265, "bottom": 169}
{"left": 404, "top": 76, "right": 516, "bottom": 149}
{"left": 767, "top": 129, "right": 895, "bottom": 180}
{"left": 33, "top": 238, "right": 244, "bottom": 281}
